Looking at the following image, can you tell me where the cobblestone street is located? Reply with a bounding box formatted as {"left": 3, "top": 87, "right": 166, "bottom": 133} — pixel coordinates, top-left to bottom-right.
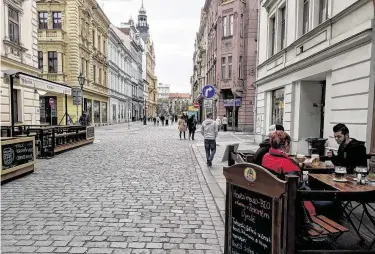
{"left": 1, "top": 123, "right": 224, "bottom": 254}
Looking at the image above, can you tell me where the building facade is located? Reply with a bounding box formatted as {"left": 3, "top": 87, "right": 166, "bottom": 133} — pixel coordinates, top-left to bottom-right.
{"left": 157, "top": 83, "right": 170, "bottom": 99}
{"left": 1, "top": 0, "right": 72, "bottom": 127}
{"left": 119, "top": 19, "right": 144, "bottom": 121}
{"left": 146, "top": 40, "right": 157, "bottom": 117}
{"left": 168, "top": 93, "right": 190, "bottom": 116}
{"left": 255, "top": 0, "right": 375, "bottom": 155}
{"left": 191, "top": 0, "right": 257, "bottom": 131}
{"left": 108, "top": 25, "right": 133, "bottom": 125}
{"left": 36, "top": 0, "right": 110, "bottom": 125}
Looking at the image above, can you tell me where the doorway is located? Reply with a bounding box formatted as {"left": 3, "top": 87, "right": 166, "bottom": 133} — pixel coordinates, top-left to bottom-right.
{"left": 40, "top": 96, "right": 57, "bottom": 125}
{"left": 226, "top": 106, "right": 238, "bottom": 130}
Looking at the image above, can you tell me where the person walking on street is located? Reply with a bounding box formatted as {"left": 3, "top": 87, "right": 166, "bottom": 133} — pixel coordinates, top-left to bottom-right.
{"left": 156, "top": 116, "right": 160, "bottom": 126}
{"left": 178, "top": 116, "right": 187, "bottom": 140}
{"left": 187, "top": 115, "right": 197, "bottom": 140}
{"left": 201, "top": 112, "right": 218, "bottom": 167}
{"left": 216, "top": 116, "right": 222, "bottom": 132}
{"left": 153, "top": 116, "right": 156, "bottom": 126}
{"left": 160, "top": 115, "right": 165, "bottom": 126}
{"left": 222, "top": 115, "right": 228, "bottom": 132}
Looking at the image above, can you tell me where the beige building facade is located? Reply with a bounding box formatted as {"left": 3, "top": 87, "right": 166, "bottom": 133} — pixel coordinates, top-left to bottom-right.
{"left": 36, "top": 0, "right": 110, "bottom": 125}
{"left": 146, "top": 40, "right": 157, "bottom": 117}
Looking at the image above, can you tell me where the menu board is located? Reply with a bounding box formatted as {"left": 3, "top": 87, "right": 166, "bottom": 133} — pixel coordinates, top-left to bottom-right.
{"left": 229, "top": 184, "right": 273, "bottom": 254}
{"left": 2, "top": 140, "right": 34, "bottom": 170}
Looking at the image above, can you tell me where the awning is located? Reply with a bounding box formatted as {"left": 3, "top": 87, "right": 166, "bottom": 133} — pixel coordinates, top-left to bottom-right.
{"left": 15, "top": 72, "right": 71, "bottom": 95}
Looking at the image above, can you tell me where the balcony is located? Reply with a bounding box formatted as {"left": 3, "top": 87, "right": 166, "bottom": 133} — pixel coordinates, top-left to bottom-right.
{"left": 38, "top": 29, "right": 66, "bottom": 42}
{"left": 39, "top": 73, "right": 67, "bottom": 83}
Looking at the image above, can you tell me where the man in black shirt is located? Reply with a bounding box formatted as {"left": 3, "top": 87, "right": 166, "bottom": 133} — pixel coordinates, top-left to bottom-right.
{"left": 328, "top": 123, "right": 367, "bottom": 174}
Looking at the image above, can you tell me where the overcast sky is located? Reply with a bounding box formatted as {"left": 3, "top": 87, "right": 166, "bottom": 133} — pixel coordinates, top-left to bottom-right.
{"left": 98, "top": 0, "right": 202, "bottom": 93}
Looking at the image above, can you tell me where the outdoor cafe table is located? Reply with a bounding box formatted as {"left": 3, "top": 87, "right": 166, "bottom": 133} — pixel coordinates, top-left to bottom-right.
{"left": 308, "top": 174, "right": 375, "bottom": 249}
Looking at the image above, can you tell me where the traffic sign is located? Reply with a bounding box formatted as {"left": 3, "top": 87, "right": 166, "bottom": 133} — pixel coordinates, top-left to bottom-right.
{"left": 202, "top": 85, "right": 215, "bottom": 99}
{"left": 193, "top": 102, "right": 199, "bottom": 109}
{"left": 49, "top": 98, "right": 54, "bottom": 107}
{"left": 204, "top": 99, "right": 213, "bottom": 108}
{"left": 72, "top": 88, "right": 83, "bottom": 106}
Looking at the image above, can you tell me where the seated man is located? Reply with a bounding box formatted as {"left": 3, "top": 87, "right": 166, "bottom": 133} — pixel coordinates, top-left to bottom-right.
{"left": 328, "top": 123, "right": 368, "bottom": 174}
{"left": 253, "top": 124, "right": 284, "bottom": 165}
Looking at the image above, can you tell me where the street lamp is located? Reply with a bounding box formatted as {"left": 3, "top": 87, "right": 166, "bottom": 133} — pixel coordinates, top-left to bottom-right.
{"left": 77, "top": 72, "right": 85, "bottom": 115}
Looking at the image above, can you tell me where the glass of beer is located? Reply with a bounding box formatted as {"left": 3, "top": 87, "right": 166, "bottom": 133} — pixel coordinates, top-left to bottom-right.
{"left": 334, "top": 166, "right": 347, "bottom": 181}
{"left": 296, "top": 154, "right": 306, "bottom": 163}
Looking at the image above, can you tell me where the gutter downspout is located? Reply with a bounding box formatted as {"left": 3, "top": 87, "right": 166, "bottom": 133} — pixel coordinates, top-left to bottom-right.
{"left": 253, "top": 1, "right": 260, "bottom": 136}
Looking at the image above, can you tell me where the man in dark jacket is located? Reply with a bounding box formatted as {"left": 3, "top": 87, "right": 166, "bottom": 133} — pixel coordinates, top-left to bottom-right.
{"left": 187, "top": 115, "right": 197, "bottom": 140}
{"left": 328, "top": 123, "right": 367, "bottom": 174}
{"left": 253, "top": 124, "right": 284, "bottom": 165}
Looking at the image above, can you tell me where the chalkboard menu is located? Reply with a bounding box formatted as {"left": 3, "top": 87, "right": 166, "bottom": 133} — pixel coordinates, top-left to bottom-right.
{"left": 229, "top": 184, "right": 273, "bottom": 254}
{"left": 86, "top": 126, "right": 94, "bottom": 140}
{"left": 2, "top": 140, "right": 34, "bottom": 170}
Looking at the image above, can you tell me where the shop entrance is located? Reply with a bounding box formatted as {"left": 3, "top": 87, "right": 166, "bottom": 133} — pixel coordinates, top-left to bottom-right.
{"left": 226, "top": 106, "right": 238, "bottom": 130}
{"left": 40, "top": 96, "right": 57, "bottom": 125}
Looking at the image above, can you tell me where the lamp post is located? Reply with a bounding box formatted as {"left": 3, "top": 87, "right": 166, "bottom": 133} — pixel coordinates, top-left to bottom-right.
{"left": 77, "top": 72, "right": 86, "bottom": 123}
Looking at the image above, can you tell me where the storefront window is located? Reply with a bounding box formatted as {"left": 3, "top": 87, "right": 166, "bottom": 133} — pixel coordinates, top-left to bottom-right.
{"left": 112, "top": 104, "right": 116, "bottom": 120}
{"left": 272, "top": 88, "right": 284, "bottom": 125}
{"left": 101, "top": 102, "right": 107, "bottom": 123}
{"left": 94, "top": 100, "right": 100, "bottom": 123}
{"left": 84, "top": 98, "right": 92, "bottom": 122}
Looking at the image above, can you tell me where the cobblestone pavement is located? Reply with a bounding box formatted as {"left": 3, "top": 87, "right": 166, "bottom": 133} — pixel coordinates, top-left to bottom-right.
{"left": 1, "top": 123, "right": 224, "bottom": 254}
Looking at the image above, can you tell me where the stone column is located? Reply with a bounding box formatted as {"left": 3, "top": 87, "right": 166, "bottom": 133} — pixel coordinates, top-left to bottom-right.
{"left": 43, "top": 51, "right": 48, "bottom": 73}
{"left": 58, "top": 52, "right": 63, "bottom": 73}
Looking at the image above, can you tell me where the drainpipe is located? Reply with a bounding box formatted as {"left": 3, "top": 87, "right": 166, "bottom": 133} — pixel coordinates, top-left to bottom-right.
{"left": 10, "top": 74, "right": 15, "bottom": 136}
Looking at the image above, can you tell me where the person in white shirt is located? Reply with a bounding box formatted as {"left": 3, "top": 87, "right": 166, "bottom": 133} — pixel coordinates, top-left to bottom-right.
{"left": 222, "top": 115, "right": 228, "bottom": 132}
{"left": 215, "top": 117, "right": 222, "bottom": 132}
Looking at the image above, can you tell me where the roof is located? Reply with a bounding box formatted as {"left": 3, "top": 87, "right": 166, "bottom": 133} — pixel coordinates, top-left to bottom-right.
{"left": 169, "top": 93, "right": 191, "bottom": 99}
{"left": 118, "top": 27, "right": 130, "bottom": 35}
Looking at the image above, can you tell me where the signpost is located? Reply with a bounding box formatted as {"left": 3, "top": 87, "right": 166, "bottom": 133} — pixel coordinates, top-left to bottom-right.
{"left": 204, "top": 99, "right": 213, "bottom": 108}
{"left": 72, "top": 88, "right": 83, "bottom": 123}
{"left": 49, "top": 98, "right": 54, "bottom": 125}
{"left": 202, "top": 85, "right": 215, "bottom": 99}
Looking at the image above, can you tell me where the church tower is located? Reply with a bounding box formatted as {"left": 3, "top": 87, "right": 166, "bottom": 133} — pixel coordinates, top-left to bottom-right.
{"left": 136, "top": 0, "right": 149, "bottom": 42}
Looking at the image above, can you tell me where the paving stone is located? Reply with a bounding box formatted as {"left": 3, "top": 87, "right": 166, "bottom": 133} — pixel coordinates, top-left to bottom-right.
{"left": 1, "top": 124, "right": 223, "bottom": 253}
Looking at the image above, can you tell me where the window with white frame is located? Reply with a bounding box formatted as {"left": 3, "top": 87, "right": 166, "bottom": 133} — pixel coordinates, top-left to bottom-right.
{"left": 229, "top": 14, "right": 233, "bottom": 36}
{"left": 221, "top": 57, "right": 226, "bottom": 79}
{"left": 52, "top": 12, "right": 62, "bottom": 29}
{"left": 8, "top": 7, "right": 19, "bottom": 44}
{"left": 39, "top": 12, "right": 48, "bottom": 29}
{"left": 222, "top": 16, "right": 227, "bottom": 37}
{"left": 302, "top": 0, "right": 310, "bottom": 34}
{"left": 228, "top": 56, "right": 232, "bottom": 79}
{"left": 269, "top": 16, "right": 276, "bottom": 56}
{"left": 280, "top": 7, "right": 286, "bottom": 50}
{"left": 319, "top": 0, "right": 328, "bottom": 24}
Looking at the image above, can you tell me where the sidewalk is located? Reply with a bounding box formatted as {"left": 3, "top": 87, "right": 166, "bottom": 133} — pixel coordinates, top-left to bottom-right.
{"left": 191, "top": 129, "right": 258, "bottom": 222}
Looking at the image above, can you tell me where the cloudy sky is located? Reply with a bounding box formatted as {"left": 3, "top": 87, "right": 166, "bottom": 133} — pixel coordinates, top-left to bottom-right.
{"left": 98, "top": 0, "right": 202, "bottom": 93}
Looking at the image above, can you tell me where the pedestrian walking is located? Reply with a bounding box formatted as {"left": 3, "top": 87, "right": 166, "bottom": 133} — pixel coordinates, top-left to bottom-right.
{"left": 178, "top": 115, "right": 187, "bottom": 140}
{"left": 166, "top": 116, "right": 169, "bottom": 126}
{"left": 153, "top": 116, "right": 156, "bottom": 126}
{"left": 222, "top": 115, "right": 228, "bottom": 132}
{"left": 161, "top": 115, "right": 165, "bottom": 126}
{"left": 174, "top": 115, "right": 178, "bottom": 123}
{"left": 201, "top": 112, "right": 218, "bottom": 166}
{"left": 156, "top": 116, "right": 160, "bottom": 126}
{"left": 187, "top": 115, "right": 197, "bottom": 140}
{"left": 170, "top": 116, "right": 174, "bottom": 126}
{"left": 215, "top": 116, "right": 222, "bottom": 132}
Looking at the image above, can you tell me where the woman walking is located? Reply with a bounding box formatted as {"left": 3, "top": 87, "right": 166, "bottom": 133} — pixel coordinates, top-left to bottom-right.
{"left": 187, "top": 115, "right": 197, "bottom": 140}
{"left": 178, "top": 116, "right": 187, "bottom": 140}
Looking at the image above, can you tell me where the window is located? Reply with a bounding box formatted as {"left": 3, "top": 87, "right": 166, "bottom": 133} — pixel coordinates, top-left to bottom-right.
{"left": 302, "top": 0, "right": 310, "bottom": 34}
{"left": 93, "top": 65, "right": 96, "bottom": 82}
{"left": 38, "top": 12, "right": 48, "bottom": 29}
{"left": 270, "top": 17, "right": 276, "bottom": 56}
{"left": 240, "top": 15, "right": 244, "bottom": 38}
{"left": 86, "top": 60, "right": 89, "bottom": 78}
{"left": 61, "top": 54, "right": 64, "bottom": 72}
{"left": 38, "top": 51, "right": 43, "bottom": 70}
{"left": 281, "top": 7, "right": 286, "bottom": 50}
{"left": 52, "top": 12, "right": 62, "bottom": 29}
{"left": 221, "top": 57, "right": 226, "bottom": 79}
{"left": 98, "top": 35, "right": 101, "bottom": 51}
{"left": 92, "top": 29, "right": 95, "bottom": 47}
{"left": 12, "top": 89, "right": 19, "bottom": 122}
{"left": 229, "top": 14, "right": 234, "bottom": 36}
{"left": 48, "top": 51, "right": 58, "bottom": 73}
{"left": 99, "top": 68, "right": 102, "bottom": 84}
{"left": 238, "top": 56, "right": 242, "bottom": 79}
{"left": 228, "top": 56, "right": 232, "bottom": 79}
{"left": 319, "top": 0, "right": 328, "bottom": 23}
{"left": 222, "top": 16, "right": 227, "bottom": 37}
{"left": 272, "top": 88, "right": 284, "bottom": 125}
{"left": 103, "top": 39, "right": 106, "bottom": 53}
{"left": 8, "top": 7, "right": 19, "bottom": 44}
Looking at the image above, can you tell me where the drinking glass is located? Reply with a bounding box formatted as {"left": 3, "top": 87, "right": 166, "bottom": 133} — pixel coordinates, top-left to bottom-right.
{"left": 334, "top": 166, "right": 347, "bottom": 181}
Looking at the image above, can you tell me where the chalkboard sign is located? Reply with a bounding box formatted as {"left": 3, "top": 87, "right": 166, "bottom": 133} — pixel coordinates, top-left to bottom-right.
{"left": 86, "top": 126, "right": 94, "bottom": 140}
{"left": 229, "top": 184, "right": 273, "bottom": 254}
{"left": 2, "top": 140, "right": 34, "bottom": 170}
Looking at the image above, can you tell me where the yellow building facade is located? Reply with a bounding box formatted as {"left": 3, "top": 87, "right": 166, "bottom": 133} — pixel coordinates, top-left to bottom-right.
{"left": 37, "top": 0, "right": 110, "bottom": 125}
{"left": 146, "top": 40, "right": 157, "bottom": 117}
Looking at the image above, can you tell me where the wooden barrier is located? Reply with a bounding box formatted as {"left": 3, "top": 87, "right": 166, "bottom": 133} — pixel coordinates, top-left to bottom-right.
{"left": 1, "top": 136, "right": 36, "bottom": 183}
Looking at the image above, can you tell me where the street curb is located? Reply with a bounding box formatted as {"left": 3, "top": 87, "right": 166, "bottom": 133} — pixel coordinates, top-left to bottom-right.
{"left": 191, "top": 144, "right": 226, "bottom": 223}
